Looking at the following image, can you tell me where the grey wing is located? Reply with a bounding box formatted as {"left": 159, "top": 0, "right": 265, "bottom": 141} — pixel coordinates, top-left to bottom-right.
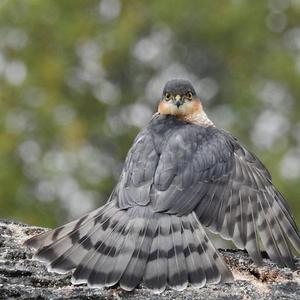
{"left": 192, "top": 132, "right": 300, "bottom": 269}
{"left": 116, "top": 122, "right": 300, "bottom": 269}
{"left": 117, "top": 128, "right": 161, "bottom": 208}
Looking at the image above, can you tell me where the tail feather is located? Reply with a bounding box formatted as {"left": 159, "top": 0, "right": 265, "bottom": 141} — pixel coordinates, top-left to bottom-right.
{"left": 72, "top": 207, "right": 129, "bottom": 284}
{"left": 36, "top": 202, "right": 117, "bottom": 272}
{"left": 25, "top": 203, "right": 233, "bottom": 292}
{"left": 119, "top": 212, "right": 156, "bottom": 290}
{"left": 102, "top": 225, "right": 130, "bottom": 287}
{"left": 143, "top": 217, "right": 168, "bottom": 293}
{"left": 86, "top": 216, "right": 131, "bottom": 287}
{"left": 24, "top": 206, "right": 104, "bottom": 250}
{"left": 181, "top": 215, "right": 206, "bottom": 288}
{"left": 167, "top": 215, "right": 188, "bottom": 291}
{"left": 190, "top": 214, "right": 232, "bottom": 284}
{"left": 101, "top": 220, "right": 136, "bottom": 286}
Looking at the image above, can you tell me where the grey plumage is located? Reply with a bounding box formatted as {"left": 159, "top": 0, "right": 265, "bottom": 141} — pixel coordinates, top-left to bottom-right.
{"left": 25, "top": 201, "right": 232, "bottom": 292}
{"left": 25, "top": 111, "right": 300, "bottom": 292}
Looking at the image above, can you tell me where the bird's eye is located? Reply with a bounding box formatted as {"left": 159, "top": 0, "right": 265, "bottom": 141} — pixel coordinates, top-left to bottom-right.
{"left": 186, "top": 92, "right": 193, "bottom": 100}
{"left": 165, "top": 93, "right": 171, "bottom": 101}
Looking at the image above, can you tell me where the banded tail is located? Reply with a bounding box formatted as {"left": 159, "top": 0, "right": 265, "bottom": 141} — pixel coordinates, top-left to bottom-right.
{"left": 24, "top": 202, "right": 233, "bottom": 292}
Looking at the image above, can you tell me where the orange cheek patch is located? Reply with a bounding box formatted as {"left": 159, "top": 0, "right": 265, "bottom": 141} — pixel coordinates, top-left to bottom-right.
{"left": 158, "top": 101, "right": 172, "bottom": 115}
{"left": 180, "top": 100, "right": 202, "bottom": 115}
{"left": 192, "top": 100, "right": 202, "bottom": 113}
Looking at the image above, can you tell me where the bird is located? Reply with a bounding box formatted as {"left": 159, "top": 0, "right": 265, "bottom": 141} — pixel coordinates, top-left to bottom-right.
{"left": 24, "top": 79, "right": 300, "bottom": 293}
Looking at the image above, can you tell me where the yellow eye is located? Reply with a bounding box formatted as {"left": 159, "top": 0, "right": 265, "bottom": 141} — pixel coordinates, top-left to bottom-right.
{"left": 186, "top": 92, "right": 193, "bottom": 100}
{"left": 165, "top": 93, "right": 171, "bottom": 101}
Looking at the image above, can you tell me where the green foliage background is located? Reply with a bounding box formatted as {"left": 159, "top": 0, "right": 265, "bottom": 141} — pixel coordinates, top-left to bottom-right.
{"left": 0, "top": 0, "right": 300, "bottom": 228}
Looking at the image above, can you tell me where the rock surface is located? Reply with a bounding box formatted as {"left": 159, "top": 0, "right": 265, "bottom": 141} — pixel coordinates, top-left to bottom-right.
{"left": 0, "top": 219, "right": 299, "bottom": 299}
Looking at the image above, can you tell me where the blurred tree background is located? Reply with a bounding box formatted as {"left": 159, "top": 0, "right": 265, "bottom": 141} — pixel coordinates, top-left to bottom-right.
{"left": 0, "top": 0, "right": 300, "bottom": 228}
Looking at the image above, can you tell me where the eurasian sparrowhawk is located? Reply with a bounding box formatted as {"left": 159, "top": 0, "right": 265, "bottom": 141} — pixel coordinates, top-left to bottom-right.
{"left": 25, "top": 79, "right": 300, "bottom": 293}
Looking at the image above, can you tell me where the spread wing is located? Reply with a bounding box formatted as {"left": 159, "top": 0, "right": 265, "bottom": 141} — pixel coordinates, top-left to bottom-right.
{"left": 116, "top": 116, "right": 300, "bottom": 268}
{"left": 193, "top": 133, "right": 300, "bottom": 269}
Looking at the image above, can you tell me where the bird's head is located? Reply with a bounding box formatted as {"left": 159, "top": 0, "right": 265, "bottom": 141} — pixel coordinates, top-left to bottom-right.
{"left": 158, "top": 79, "right": 203, "bottom": 117}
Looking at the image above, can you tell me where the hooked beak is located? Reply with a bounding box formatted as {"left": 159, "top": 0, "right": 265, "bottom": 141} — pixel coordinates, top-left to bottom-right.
{"left": 174, "top": 95, "right": 183, "bottom": 108}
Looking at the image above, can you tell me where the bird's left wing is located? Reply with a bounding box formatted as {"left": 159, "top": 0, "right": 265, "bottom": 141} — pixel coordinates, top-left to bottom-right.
{"left": 191, "top": 130, "right": 300, "bottom": 269}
